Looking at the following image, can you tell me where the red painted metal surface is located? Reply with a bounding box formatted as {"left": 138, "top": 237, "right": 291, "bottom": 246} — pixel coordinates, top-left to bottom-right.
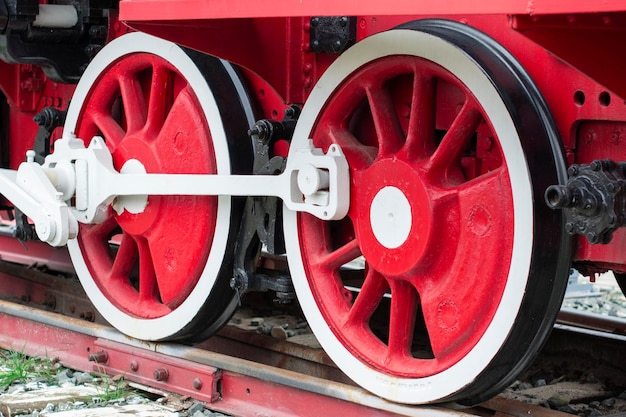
{"left": 95, "top": 339, "right": 223, "bottom": 403}
{"left": 119, "top": 0, "right": 626, "bottom": 20}
{"left": 0, "top": 62, "right": 74, "bottom": 170}
{"left": 125, "top": 18, "right": 312, "bottom": 105}
{"left": 513, "top": 12, "right": 626, "bottom": 99}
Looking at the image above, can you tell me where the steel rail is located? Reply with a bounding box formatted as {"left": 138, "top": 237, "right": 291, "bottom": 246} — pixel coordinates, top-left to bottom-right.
{"left": 557, "top": 307, "right": 626, "bottom": 337}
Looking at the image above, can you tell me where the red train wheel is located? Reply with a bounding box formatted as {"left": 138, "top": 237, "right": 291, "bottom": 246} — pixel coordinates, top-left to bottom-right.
{"left": 285, "top": 20, "right": 571, "bottom": 404}
{"left": 64, "top": 33, "right": 253, "bottom": 341}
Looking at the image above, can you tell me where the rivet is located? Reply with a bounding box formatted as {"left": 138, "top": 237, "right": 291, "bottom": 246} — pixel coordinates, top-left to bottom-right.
{"left": 193, "top": 378, "right": 203, "bottom": 390}
{"left": 154, "top": 368, "right": 169, "bottom": 382}
{"left": 130, "top": 360, "right": 139, "bottom": 372}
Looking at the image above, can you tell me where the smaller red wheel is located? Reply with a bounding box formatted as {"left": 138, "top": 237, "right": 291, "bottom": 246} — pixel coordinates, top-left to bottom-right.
{"left": 285, "top": 20, "right": 570, "bottom": 404}
{"left": 65, "top": 33, "right": 253, "bottom": 341}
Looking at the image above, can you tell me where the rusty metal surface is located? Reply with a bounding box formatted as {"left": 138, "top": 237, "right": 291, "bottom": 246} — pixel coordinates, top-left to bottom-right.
{"left": 557, "top": 307, "right": 626, "bottom": 337}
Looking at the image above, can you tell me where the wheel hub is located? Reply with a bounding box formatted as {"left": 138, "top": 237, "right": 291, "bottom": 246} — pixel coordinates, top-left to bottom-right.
{"left": 357, "top": 158, "right": 432, "bottom": 276}
{"left": 111, "top": 138, "right": 161, "bottom": 235}
{"left": 369, "top": 186, "right": 412, "bottom": 249}
{"left": 113, "top": 158, "right": 148, "bottom": 216}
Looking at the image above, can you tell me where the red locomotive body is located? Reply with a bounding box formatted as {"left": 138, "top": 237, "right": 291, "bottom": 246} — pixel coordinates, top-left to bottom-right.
{"left": 0, "top": 0, "right": 624, "bottom": 407}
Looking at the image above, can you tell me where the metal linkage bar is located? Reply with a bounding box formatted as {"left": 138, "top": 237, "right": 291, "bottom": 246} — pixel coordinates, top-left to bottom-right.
{"left": 0, "top": 135, "right": 349, "bottom": 247}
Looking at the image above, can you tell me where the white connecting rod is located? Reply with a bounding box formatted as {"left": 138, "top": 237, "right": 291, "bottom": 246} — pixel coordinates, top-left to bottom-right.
{"left": 0, "top": 134, "right": 349, "bottom": 247}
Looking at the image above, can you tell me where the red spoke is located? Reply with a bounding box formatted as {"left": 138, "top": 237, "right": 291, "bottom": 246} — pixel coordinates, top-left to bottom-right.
{"left": 365, "top": 85, "right": 404, "bottom": 158}
{"left": 314, "top": 239, "right": 362, "bottom": 271}
{"left": 109, "top": 233, "right": 138, "bottom": 279}
{"left": 325, "top": 127, "right": 377, "bottom": 171}
{"left": 426, "top": 100, "right": 483, "bottom": 174}
{"left": 146, "top": 61, "right": 174, "bottom": 134}
{"left": 387, "top": 280, "right": 419, "bottom": 360}
{"left": 80, "top": 213, "right": 118, "bottom": 241}
{"left": 404, "top": 72, "right": 436, "bottom": 160}
{"left": 87, "top": 111, "right": 125, "bottom": 149}
{"left": 134, "top": 236, "right": 160, "bottom": 304}
{"left": 144, "top": 210, "right": 213, "bottom": 307}
{"left": 343, "top": 269, "right": 388, "bottom": 328}
{"left": 153, "top": 85, "right": 194, "bottom": 148}
{"left": 118, "top": 72, "right": 147, "bottom": 134}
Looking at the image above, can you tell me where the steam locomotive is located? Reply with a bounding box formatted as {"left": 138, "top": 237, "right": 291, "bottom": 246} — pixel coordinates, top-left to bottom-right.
{"left": 0, "top": 0, "right": 624, "bottom": 406}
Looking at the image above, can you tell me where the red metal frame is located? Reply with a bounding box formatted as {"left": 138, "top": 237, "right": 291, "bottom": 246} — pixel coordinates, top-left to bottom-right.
{"left": 119, "top": 0, "right": 626, "bottom": 20}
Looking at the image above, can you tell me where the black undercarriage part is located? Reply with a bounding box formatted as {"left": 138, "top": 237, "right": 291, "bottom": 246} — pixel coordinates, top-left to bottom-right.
{"left": 545, "top": 159, "right": 626, "bottom": 244}
{"left": 0, "top": 0, "right": 116, "bottom": 83}
{"left": 33, "top": 106, "right": 66, "bottom": 163}
{"left": 231, "top": 107, "right": 300, "bottom": 303}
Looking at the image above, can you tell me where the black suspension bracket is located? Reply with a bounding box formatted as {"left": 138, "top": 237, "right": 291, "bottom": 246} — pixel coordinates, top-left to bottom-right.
{"left": 231, "top": 106, "right": 301, "bottom": 303}
{"left": 247, "top": 105, "right": 300, "bottom": 145}
{"left": 545, "top": 159, "right": 626, "bottom": 244}
{"left": 32, "top": 106, "right": 66, "bottom": 164}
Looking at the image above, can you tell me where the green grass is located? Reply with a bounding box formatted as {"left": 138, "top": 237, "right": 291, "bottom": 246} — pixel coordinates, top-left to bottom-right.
{"left": 93, "top": 371, "right": 131, "bottom": 402}
{"left": 91, "top": 364, "right": 136, "bottom": 402}
{"left": 0, "top": 349, "right": 56, "bottom": 389}
{"left": 0, "top": 348, "right": 134, "bottom": 402}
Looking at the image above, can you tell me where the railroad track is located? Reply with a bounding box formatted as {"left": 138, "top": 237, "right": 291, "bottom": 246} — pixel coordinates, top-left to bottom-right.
{"left": 0, "top": 256, "right": 624, "bottom": 416}
{"left": 0, "top": 298, "right": 584, "bottom": 417}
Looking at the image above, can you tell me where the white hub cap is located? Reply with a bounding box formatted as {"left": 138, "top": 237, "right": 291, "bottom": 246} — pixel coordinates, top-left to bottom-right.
{"left": 370, "top": 186, "right": 412, "bottom": 249}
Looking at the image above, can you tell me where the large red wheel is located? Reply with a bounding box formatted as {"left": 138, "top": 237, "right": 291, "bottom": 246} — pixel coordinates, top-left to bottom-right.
{"left": 285, "top": 20, "right": 571, "bottom": 404}
{"left": 64, "top": 33, "right": 253, "bottom": 341}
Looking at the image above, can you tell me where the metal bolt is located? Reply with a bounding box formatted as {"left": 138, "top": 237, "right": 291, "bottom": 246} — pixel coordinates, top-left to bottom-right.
{"left": 80, "top": 310, "right": 95, "bottom": 322}
{"left": 154, "top": 368, "right": 169, "bottom": 382}
{"left": 43, "top": 294, "right": 56, "bottom": 309}
{"left": 88, "top": 25, "right": 107, "bottom": 39}
{"left": 607, "top": 182, "right": 618, "bottom": 193}
{"left": 588, "top": 232, "right": 599, "bottom": 244}
{"left": 84, "top": 44, "right": 102, "bottom": 57}
{"left": 565, "top": 222, "right": 575, "bottom": 233}
{"left": 193, "top": 378, "right": 203, "bottom": 390}
{"left": 311, "top": 17, "right": 320, "bottom": 27}
{"left": 130, "top": 360, "right": 139, "bottom": 372}
{"left": 590, "top": 160, "right": 602, "bottom": 171}
{"left": 230, "top": 276, "right": 241, "bottom": 290}
{"left": 568, "top": 165, "right": 579, "bottom": 176}
{"left": 88, "top": 350, "right": 108, "bottom": 364}
{"left": 339, "top": 17, "right": 348, "bottom": 27}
